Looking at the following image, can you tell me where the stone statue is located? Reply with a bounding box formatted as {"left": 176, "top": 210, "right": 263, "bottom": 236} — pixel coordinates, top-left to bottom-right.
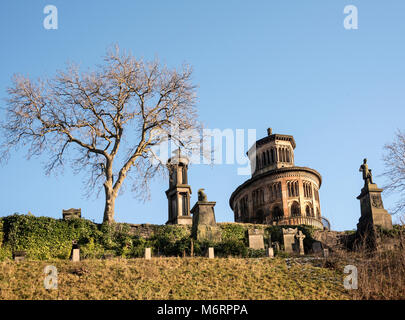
{"left": 359, "top": 158, "right": 373, "bottom": 186}
{"left": 198, "top": 188, "right": 208, "bottom": 202}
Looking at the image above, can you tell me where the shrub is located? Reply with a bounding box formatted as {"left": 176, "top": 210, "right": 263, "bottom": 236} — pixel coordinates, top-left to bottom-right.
{"left": 220, "top": 224, "right": 247, "bottom": 242}
{"left": 214, "top": 239, "right": 248, "bottom": 258}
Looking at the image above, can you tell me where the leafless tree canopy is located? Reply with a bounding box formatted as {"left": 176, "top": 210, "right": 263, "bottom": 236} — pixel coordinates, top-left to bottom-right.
{"left": 1, "top": 46, "right": 201, "bottom": 223}
{"left": 382, "top": 130, "right": 405, "bottom": 215}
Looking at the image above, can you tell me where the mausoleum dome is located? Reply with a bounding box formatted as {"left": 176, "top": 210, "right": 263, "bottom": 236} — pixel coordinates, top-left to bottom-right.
{"left": 230, "top": 128, "right": 328, "bottom": 230}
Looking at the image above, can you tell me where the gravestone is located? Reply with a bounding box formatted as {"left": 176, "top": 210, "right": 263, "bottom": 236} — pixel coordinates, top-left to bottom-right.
{"left": 62, "top": 208, "right": 81, "bottom": 220}
{"left": 72, "top": 249, "right": 80, "bottom": 262}
{"left": 70, "top": 240, "right": 80, "bottom": 262}
{"left": 145, "top": 248, "right": 151, "bottom": 260}
{"left": 295, "top": 230, "right": 306, "bottom": 256}
{"left": 282, "top": 228, "right": 297, "bottom": 254}
{"left": 323, "top": 248, "right": 329, "bottom": 258}
{"left": 208, "top": 247, "right": 215, "bottom": 259}
{"left": 13, "top": 251, "right": 26, "bottom": 262}
{"left": 266, "top": 247, "right": 274, "bottom": 258}
{"left": 248, "top": 229, "right": 265, "bottom": 249}
{"left": 191, "top": 190, "right": 221, "bottom": 242}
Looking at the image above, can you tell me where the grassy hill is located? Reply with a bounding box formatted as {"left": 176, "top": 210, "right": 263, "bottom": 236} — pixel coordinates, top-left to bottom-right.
{"left": 0, "top": 257, "right": 350, "bottom": 300}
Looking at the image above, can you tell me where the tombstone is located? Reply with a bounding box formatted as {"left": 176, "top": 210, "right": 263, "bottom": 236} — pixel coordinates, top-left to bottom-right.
{"left": 266, "top": 247, "right": 274, "bottom": 258}
{"left": 62, "top": 208, "right": 81, "bottom": 220}
{"left": 312, "top": 241, "right": 323, "bottom": 254}
{"left": 267, "top": 237, "right": 272, "bottom": 250}
{"left": 70, "top": 240, "right": 80, "bottom": 262}
{"left": 295, "top": 230, "right": 306, "bottom": 256}
{"left": 145, "top": 248, "right": 152, "bottom": 260}
{"left": 72, "top": 249, "right": 80, "bottom": 262}
{"left": 13, "top": 251, "right": 26, "bottom": 262}
{"left": 323, "top": 248, "right": 329, "bottom": 258}
{"left": 191, "top": 190, "right": 221, "bottom": 242}
{"left": 208, "top": 247, "right": 215, "bottom": 259}
{"left": 282, "top": 228, "right": 298, "bottom": 254}
{"left": 248, "top": 229, "right": 265, "bottom": 249}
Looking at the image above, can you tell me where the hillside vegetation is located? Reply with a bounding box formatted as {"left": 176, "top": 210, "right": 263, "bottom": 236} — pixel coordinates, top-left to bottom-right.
{"left": 0, "top": 214, "right": 317, "bottom": 260}
{"left": 0, "top": 257, "right": 350, "bottom": 300}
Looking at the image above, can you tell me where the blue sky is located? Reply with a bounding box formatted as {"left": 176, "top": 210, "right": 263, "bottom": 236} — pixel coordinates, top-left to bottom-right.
{"left": 0, "top": 1, "right": 404, "bottom": 230}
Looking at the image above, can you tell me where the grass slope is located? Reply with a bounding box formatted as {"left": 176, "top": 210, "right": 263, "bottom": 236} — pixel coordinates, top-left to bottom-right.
{"left": 0, "top": 257, "right": 350, "bottom": 300}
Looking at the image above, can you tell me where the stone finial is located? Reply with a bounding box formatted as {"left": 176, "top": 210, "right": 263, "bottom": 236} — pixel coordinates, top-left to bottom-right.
{"left": 267, "top": 128, "right": 272, "bottom": 136}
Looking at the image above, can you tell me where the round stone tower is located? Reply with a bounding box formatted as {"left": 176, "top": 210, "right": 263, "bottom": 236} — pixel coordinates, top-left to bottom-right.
{"left": 229, "top": 128, "right": 328, "bottom": 229}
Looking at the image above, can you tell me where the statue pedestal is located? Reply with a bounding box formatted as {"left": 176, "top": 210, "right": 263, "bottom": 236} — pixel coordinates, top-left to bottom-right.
{"left": 166, "top": 215, "right": 192, "bottom": 225}
{"left": 356, "top": 183, "right": 392, "bottom": 234}
{"left": 191, "top": 201, "right": 221, "bottom": 242}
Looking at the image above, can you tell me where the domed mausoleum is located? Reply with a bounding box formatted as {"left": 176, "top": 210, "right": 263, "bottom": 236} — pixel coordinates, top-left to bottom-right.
{"left": 229, "top": 128, "right": 329, "bottom": 229}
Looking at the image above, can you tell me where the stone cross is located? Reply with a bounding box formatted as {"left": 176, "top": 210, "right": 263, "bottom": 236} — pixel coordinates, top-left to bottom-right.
{"left": 295, "top": 231, "right": 306, "bottom": 256}
{"left": 208, "top": 247, "right": 215, "bottom": 259}
{"left": 145, "top": 248, "right": 152, "bottom": 260}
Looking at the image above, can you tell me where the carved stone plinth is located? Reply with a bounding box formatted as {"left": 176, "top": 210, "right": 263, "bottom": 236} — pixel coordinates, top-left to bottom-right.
{"left": 356, "top": 183, "right": 392, "bottom": 233}
{"left": 191, "top": 201, "right": 221, "bottom": 242}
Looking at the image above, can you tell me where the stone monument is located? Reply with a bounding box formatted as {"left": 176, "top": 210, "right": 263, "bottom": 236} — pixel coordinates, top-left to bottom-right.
{"left": 266, "top": 247, "right": 274, "bottom": 258}
{"left": 165, "top": 149, "right": 192, "bottom": 225}
{"left": 70, "top": 240, "right": 80, "bottom": 262}
{"left": 248, "top": 229, "right": 265, "bottom": 249}
{"left": 191, "top": 189, "right": 222, "bottom": 242}
{"left": 295, "top": 230, "right": 306, "bottom": 255}
{"left": 282, "top": 228, "right": 297, "bottom": 254}
{"left": 208, "top": 247, "right": 215, "bottom": 259}
{"left": 357, "top": 158, "right": 393, "bottom": 235}
{"left": 145, "top": 248, "right": 151, "bottom": 260}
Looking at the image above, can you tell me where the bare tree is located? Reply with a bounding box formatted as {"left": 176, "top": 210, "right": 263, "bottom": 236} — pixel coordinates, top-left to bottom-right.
{"left": 1, "top": 46, "right": 202, "bottom": 223}
{"left": 382, "top": 130, "right": 405, "bottom": 216}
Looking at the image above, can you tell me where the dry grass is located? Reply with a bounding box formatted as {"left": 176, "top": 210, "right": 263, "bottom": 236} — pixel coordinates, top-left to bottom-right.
{"left": 0, "top": 257, "right": 350, "bottom": 300}
{"left": 319, "top": 232, "right": 405, "bottom": 300}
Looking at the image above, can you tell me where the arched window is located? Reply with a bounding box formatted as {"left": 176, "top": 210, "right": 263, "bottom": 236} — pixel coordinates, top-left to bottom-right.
{"left": 286, "top": 149, "right": 290, "bottom": 163}
{"left": 316, "top": 207, "right": 320, "bottom": 218}
{"left": 290, "top": 201, "right": 300, "bottom": 217}
{"left": 272, "top": 205, "right": 283, "bottom": 220}
{"left": 256, "top": 210, "right": 264, "bottom": 224}
{"left": 305, "top": 205, "right": 311, "bottom": 217}
{"left": 270, "top": 148, "right": 275, "bottom": 163}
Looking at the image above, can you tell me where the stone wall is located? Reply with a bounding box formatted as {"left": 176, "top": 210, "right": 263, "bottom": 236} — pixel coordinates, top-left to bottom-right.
{"left": 124, "top": 223, "right": 191, "bottom": 239}
{"left": 313, "top": 230, "right": 354, "bottom": 250}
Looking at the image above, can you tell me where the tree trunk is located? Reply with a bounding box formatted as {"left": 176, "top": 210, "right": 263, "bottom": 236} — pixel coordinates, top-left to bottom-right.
{"left": 103, "top": 158, "right": 116, "bottom": 224}
{"left": 103, "top": 184, "right": 116, "bottom": 223}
